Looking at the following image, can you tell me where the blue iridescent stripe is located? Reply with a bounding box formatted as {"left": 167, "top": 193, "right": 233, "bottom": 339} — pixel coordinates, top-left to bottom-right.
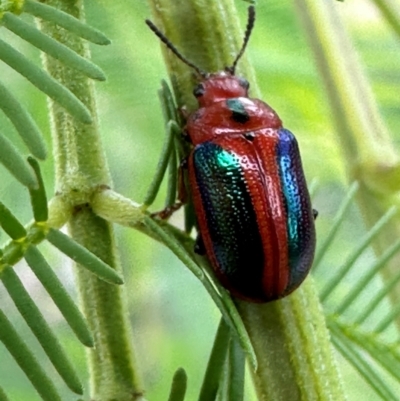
{"left": 276, "top": 129, "right": 305, "bottom": 283}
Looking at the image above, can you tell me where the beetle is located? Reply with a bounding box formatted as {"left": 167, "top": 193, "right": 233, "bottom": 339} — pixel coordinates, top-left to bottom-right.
{"left": 146, "top": 6, "right": 316, "bottom": 302}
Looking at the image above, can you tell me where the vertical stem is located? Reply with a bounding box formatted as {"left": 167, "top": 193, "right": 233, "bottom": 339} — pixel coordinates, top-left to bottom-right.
{"left": 68, "top": 210, "right": 143, "bottom": 400}
{"left": 146, "top": 0, "right": 345, "bottom": 399}
{"left": 38, "top": 1, "right": 144, "bottom": 400}
{"left": 237, "top": 279, "right": 344, "bottom": 401}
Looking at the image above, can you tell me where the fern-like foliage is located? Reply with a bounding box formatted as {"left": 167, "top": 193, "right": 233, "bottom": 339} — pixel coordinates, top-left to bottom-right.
{"left": 0, "top": 0, "right": 109, "bottom": 185}
{"left": 311, "top": 183, "right": 400, "bottom": 400}
{"left": 0, "top": 157, "right": 124, "bottom": 400}
{"left": 0, "top": 0, "right": 399, "bottom": 400}
{"left": 295, "top": 0, "right": 400, "bottom": 397}
{"left": 0, "top": 2, "right": 119, "bottom": 400}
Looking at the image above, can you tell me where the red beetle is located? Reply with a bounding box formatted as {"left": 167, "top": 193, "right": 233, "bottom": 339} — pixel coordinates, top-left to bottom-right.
{"left": 147, "top": 7, "right": 316, "bottom": 302}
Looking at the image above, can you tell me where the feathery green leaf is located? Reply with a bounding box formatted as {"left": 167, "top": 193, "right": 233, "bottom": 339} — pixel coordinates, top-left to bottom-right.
{"left": 353, "top": 267, "right": 400, "bottom": 327}
{"left": 330, "top": 321, "right": 398, "bottom": 401}
{"left": 0, "top": 201, "right": 27, "bottom": 239}
{"left": 2, "top": 12, "right": 106, "bottom": 81}
{"left": 320, "top": 206, "right": 397, "bottom": 301}
{"left": 334, "top": 237, "right": 400, "bottom": 315}
{"left": 198, "top": 318, "right": 230, "bottom": 401}
{"left": 167, "top": 368, "right": 188, "bottom": 401}
{"left": 27, "top": 157, "right": 48, "bottom": 222}
{"left": 226, "top": 336, "right": 245, "bottom": 401}
{"left": 0, "top": 266, "right": 83, "bottom": 394}
{"left": 143, "top": 120, "right": 180, "bottom": 207}
{"left": 313, "top": 181, "right": 359, "bottom": 271}
{"left": 335, "top": 320, "right": 400, "bottom": 381}
{"left": 46, "top": 228, "right": 124, "bottom": 285}
{"left": 159, "top": 81, "right": 181, "bottom": 209}
{"left": 375, "top": 300, "right": 400, "bottom": 333}
{"left": 0, "top": 81, "right": 47, "bottom": 159}
{"left": 0, "top": 132, "right": 38, "bottom": 187}
{"left": 23, "top": 0, "right": 111, "bottom": 45}
{"left": 0, "top": 39, "right": 92, "bottom": 123}
{"left": 0, "top": 307, "right": 62, "bottom": 401}
{"left": 24, "top": 246, "right": 94, "bottom": 347}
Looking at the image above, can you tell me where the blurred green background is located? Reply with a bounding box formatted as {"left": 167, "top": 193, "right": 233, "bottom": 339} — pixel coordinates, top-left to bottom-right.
{"left": 0, "top": 0, "right": 399, "bottom": 399}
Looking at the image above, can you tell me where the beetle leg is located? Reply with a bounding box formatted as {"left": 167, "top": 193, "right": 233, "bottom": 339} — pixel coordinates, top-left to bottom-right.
{"left": 313, "top": 209, "right": 318, "bottom": 220}
{"left": 151, "top": 201, "right": 183, "bottom": 220}
{"left": 181, "top": 128, "right": 191, "bottom": 143}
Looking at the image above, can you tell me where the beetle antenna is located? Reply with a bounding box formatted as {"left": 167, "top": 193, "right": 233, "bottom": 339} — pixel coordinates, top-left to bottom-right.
{"left": 145, "top": 19, "right": 207, "bottom": 78}
{"left": 228, "top": 6, "right": 256, "bottom": 75}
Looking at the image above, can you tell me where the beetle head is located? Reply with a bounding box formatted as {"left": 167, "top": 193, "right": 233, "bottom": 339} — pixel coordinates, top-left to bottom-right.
{"left": 193, "top": 71, "right": 250, "bottom": 107}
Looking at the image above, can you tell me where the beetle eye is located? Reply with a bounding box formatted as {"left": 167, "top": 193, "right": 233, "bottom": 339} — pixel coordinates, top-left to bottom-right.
{"left": 193, "top": 83, "right": 205, "bottom": 97}
{"left": 238, "top": 78, "right": 250, "bottom": 90}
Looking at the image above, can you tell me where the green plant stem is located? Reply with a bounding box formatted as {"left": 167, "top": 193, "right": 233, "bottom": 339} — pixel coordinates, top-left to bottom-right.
{"left": 38, "top": 1, "right": 144, "bottom": 400}
{"left": 294, "top": 0, "right": 400, "bottom": 318}
{"left": 68, "top": 210, "right": 143, "bottom": 401}
{"left": 237, "top": 279, "right": 343, "bottom": 400}
{"left": 146, "top": 1, "right": 345, "bottom": 399}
